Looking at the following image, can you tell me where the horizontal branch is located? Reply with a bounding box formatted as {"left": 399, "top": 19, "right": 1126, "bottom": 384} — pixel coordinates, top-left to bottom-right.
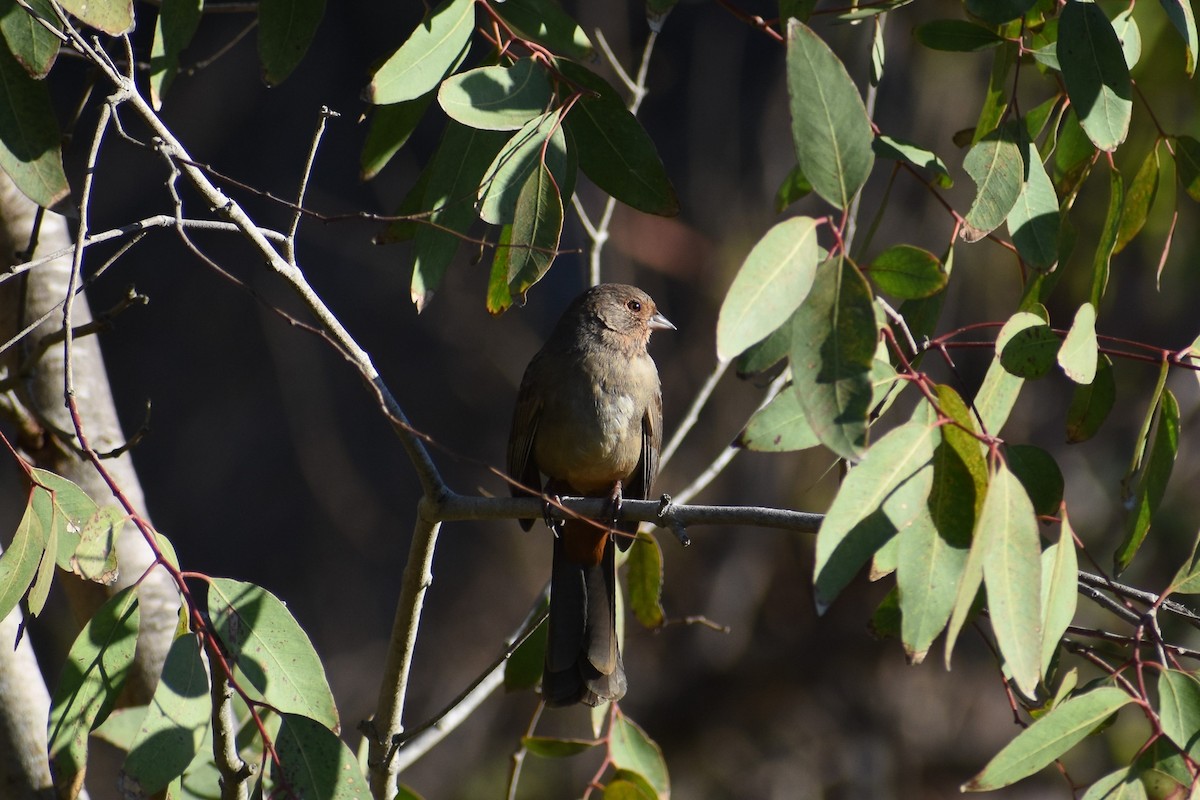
{"left": 424, "top": 491, "right": 824, "bottom": 543}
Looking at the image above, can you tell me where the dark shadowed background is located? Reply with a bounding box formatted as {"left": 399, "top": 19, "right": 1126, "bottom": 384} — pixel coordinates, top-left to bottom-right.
{"left": 6, "top": 1, "right": 1200, "bottom": 797}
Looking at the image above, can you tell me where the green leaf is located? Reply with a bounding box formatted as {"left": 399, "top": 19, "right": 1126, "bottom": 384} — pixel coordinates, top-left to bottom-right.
{"left": 965, "top": 0, "right": 1036, "bottom": 24}
{"left": 980, "top": 460, "right": 1043, "bottom": 697}
{"left": 735, "top": 309, "right": 796, "bottom": 377}
{"left": 1115, "top": 143, "right": 1160, "bottom": 253}
{"left": 486, "top": 224, "right": 517, "bottom": 315}
{"left": 1081, "top": 766, "right": 1147, "bottom": 800}
{"left": 367, "top": 0, "right": 475, "bottom": 104}
{"left": 975, "top": 313, "right": 1045, "bottom": 436}
{"left": 558, "top": 60, "right": 678, "bottom": 216}
{"left": 360, "top": 94, "right": 434, "bottom": 181}
{"left": 499, "top": 162, "right": 564, "bottom": 303}
{"left": 122, "top": 633, "right": 210, "bottom": 795}
{"left": 1111, "top": 8, "right": 1142, "bottom": 71}
{"left": 71, "top": 506, "right": 123, "bottom": 584}
{"left": 609, "top": 715, "right": 669, "bottom": 797}
{"left": 739, "top": 384, "right": 819, "bottom": 452}
{"left": 1057, "top": 303, "right": 1097, "bottom": 384}
{"left": 1058, "top": 1, "right": 1131, "bottom": 152}
{"left": 785, "top": 19, "right": 875, "bottom": 210}
{"left": 896, "top": 493, "right": 966, "bottom": 663}
{"left": 867, "top": 244, "right": 946, "bottom": 300}
{"left": 1053, "top": 107, "right": 1096, "bottom": 197}
{"left": 914, "top": 19, "right": 1003, "bottom": 52}
{"left": 150, "top": 0, "right": 203, "bottom": 107}
{"left": 872, "top": 134, "right": 952, "bottom": 188}
{"left": 1175, "top": 135, "right": 1200, "bottom": 203}
{"left": 1006, "top": 444, "right": 1063, "bottom": 517}
{"left": 0, "top": 41, "right": 68, "bottom": 208}
{"left": 973, "top": 40, "right": 1017, "bottom": 145}
{"left": 493, "top": 0, "right": 592, "bottom": 61}
{"left": 208, "top": 578, "right": 338, "bottom": 729}
{"left": 504, "top": 616, "right": 546, "bottom": 692}
{"left": 998, "top": 320, "right": 1059, "bottom": 380}
{"left": 523, "top": 736, "right": 599, "bottom": 758}
{"left": 717, "top": 216, "right": 820, "bottom": 361}
{"left": 257, "top": 0, "right": 324, "bottom": 85}
{"left": 965, "top": 686, "right": 1133, "bottom": 791}
{"left": 30, "top": 468, "right": 95, "bottom": 569}
{"left": 1007, "top": 136, "right": 1061, "bottom": 270}
{"left": 1066, "top": 354, "right": 1114, "bottom": 442}
{"left": 1157, "top": 670, "right": 1200, "bottom": 753}
{"left": 48, "top": 586, "right": 140, "bottom": 798}
{"left": 607, "top": 769, "right": 658, "bottom": 800}
{"left": 1123, "top": 360, "right": 1169, "bottom": 492}
{"left": 1040, "top": 513, "right": 1077, "bottom": 676}
{"left": 774, "top": 163, "right": 813, "bottom": 211}
{"left": 271, "top": 713, "right": 369, "bottom": 799}
{"left": 0, "top": 0, "right": 60, "bottom": 78}
{"left": 961, "top": 123, "right": 1023, "bottom": 242}
{"left": 813, "top": 420, "right": 939, "bottom": 612}
{"left": 438, "top": 59, "right": 553, "bottom": 131}
{"left": 627, "top": 532, "right": 665, "bottom": 629}
{"left": 790, "top": 258, "right": 877, "bottom": 461}
{"left": 409, "top": 124, "right": 507, "bottom": 310}
{"left": 1159, "top": 0, "right": 1198, "bottom": 76}
{"left": 477, "top": 112, "right": 569, "bottom": 226}
{"left": 0, "top": 495, "right": 45, "bottom": 619}
{"left": 27, "top": 504, "right": 55, "bottom": 617}
{"left": 1115, "top": 389, "right": 1180, "bottom": 574}
{"left": 58, "top": 0, "right": 131, "bottom": 34}
{"left": 1090, "top": 163, "right": 1123, "bottom": 306}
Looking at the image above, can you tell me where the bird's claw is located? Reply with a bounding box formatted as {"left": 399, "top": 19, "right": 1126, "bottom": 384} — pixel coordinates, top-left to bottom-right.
{"left": 542, "top": 495, "right": 563, "bottom": 534}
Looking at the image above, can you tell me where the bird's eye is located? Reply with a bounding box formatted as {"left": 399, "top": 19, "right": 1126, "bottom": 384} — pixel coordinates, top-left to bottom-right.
{"left": 627, "top": 300, "right": 642, "bottom": 312}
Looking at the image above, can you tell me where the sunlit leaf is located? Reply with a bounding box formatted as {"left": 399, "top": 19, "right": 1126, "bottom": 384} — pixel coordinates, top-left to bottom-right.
{"left": 1157, "top": 670, "right": 1200, "bottom": 754}
{"left": 739, "top": 385, "right": 819, "bottom": 452}
{"left": 790, "top": 258, "right": 877, "bottom": 461}
{"left": 48, "top": 586, "right": 140, "bottom": 798}
{"left": 1115, "top": 389, "right": 1179, "bottom": 574}
{"left": 1159, "top": 0, "right": 1198, "bottom": 77}
{"left": 610, "top": 714, "right": 669, "bottom": 796}
{"left": 873, "top": 134, "right": 952, "bottom": 188}
{"left": 961, "top": 123, "right": 1023, "bottom": 242}
{"left": 785, "top": 19, "right": 875, "bottom": 210}
{"left": 980, "top": 460, "right": 1042, "bottom": 697}
{"left": 717, "top": 216, "right": 820, "bottom": 361}
{"left": 438, "top": 59, "right": 553, "bottom": 131}
{"left": 814, "top": 420, "right": 938, "bottom": 612}
{"left": 121, "top": 633, "right": 210, "bottom": 795}
{"left": 208, "top": 578, "right": 338, "bottom": 729}
{"left": 1040, "top": 513, "right": 1077, "bottom": 676}
{"left": 0, "top": 42, "right": 68, "bottom": 207}
{"left": 1058, "top": 303, "right": 1097, "bottom": 384}
{"left": 270, "top": 714, "right": 369, "bottom": 799}
{"left": 367, "top": 0, "right": 474, "bottom": 104}
{"left": 964, "top": 686, "right": 1133, "bottom": 791}
{"left": 1058, "top": 1, "right": 1132, "bottom": 152}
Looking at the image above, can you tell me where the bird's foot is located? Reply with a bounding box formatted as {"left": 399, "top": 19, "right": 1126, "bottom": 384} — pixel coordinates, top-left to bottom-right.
{"left": 605, "top": 480, "right": 624, "bottom": 527}
{"left": 543, "top": 495, "right": 563, "bottom": 534}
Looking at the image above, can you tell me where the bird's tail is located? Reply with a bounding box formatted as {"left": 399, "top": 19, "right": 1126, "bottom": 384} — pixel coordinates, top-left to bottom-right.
{"left": 543, "top": 520, "right": 626, "bottom": 707}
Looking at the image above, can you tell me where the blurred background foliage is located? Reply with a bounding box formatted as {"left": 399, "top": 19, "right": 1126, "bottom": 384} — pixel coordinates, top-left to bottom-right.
{"left": 4, "top": 0, "right": 1200, "bottom": 796}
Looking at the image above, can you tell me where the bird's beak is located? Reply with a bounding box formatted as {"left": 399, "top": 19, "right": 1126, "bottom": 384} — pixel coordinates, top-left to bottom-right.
{"left": 649, "top": 312, "right": 676, "bottom": 331}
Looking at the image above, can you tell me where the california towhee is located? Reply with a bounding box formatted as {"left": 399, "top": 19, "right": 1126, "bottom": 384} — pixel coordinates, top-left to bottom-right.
{"left": 508, "top": 284, "right": 674, "bottom": 706}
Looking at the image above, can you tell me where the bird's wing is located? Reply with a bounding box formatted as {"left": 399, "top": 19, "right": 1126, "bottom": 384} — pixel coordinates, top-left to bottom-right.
{"left": 508, "top": 369, "right": 544, "bottom": 531}
{"left": 617, "top": 389, "right": 662, "bottom": 550}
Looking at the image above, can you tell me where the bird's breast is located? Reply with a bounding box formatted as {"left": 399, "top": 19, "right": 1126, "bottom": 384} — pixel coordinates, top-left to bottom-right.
{"left": 533, "top": 356, "right": 655, "bottom": 493}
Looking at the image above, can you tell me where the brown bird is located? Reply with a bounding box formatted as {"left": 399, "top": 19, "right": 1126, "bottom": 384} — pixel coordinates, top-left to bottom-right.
{"left": 508, "top": 284, "right": 673, "bottom": 707}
